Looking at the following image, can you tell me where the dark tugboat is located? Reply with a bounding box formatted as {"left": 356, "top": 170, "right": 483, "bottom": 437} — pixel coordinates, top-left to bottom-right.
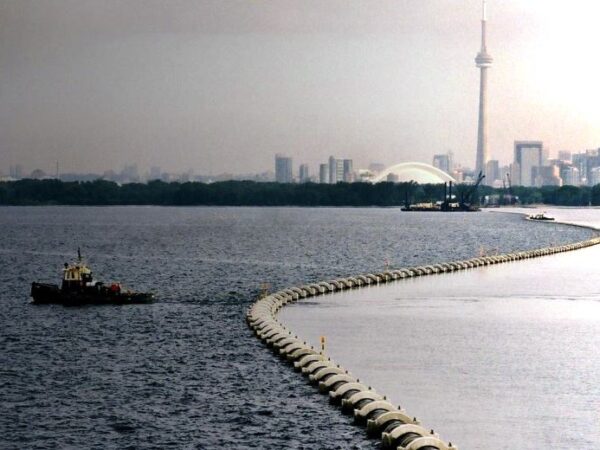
{"left": 31, "top": 249, "right": 153, "bottom": 305}
{"left": 528, "top": 212, "right": 555, "bottom": 221}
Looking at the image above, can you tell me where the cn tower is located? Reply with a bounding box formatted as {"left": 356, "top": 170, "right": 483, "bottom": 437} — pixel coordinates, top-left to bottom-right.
{"left": 475, "top": 0, "right": 493, "bottom": 177}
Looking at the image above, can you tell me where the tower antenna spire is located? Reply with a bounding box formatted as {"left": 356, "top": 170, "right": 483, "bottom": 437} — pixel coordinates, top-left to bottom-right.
{"left": 480, "top": 0, "right": 488, "bottom": 51}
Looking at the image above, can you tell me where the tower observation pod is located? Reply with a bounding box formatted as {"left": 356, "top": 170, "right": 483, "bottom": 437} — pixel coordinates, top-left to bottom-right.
{"left": 475, "top": 0, "right": 493, "bottom": 178}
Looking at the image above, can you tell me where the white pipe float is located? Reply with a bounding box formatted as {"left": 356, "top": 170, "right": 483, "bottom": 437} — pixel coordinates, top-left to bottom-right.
{"left": 318, "top": 373, "right": 356, "bottom": 393}
{"left": 382, "top": 424, "right": 437, "bottom": 449}
{"left": 328, "top": 382, "right": 369, "bottom": 404}
{"left": 341, "top": 390, "right": 383, "bottom": 414}
{"left": 286, "top": 345, "right": 317, "bottom": 364}
{"left": 366, "top": 410, "right": 419, "bottom": 437}
{"left": 309, "top": 366, "right": 346, "bottom": 384}
{"left": 354, "top": 399, "right": 396, "bottom": 424}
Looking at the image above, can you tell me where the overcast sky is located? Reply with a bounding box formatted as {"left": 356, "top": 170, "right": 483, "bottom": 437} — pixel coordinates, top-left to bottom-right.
{"left": 1, "top": 0, "right": 599, "bottom": 175}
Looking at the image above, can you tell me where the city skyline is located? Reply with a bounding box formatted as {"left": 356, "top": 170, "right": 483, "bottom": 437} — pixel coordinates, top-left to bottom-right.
{"left": 1, "top": 1, "right": 599, "bottom": 175}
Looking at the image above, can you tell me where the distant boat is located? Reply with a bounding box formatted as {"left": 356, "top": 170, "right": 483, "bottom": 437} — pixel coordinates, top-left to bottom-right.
{"left": 528, "top": 212, "right": 555, "bottom": 221}
{"left": 401, "top": 202, "right": 440, "bottom": 212}
{"left": 31, "top": 249, "right": 153, "bottom": 305}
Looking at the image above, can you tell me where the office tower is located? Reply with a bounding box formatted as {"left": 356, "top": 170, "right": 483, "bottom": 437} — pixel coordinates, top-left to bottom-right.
{"left": 328, "top": 156, "right": 336, "bottom": 184}
{"left": 319, "top": 164, "right": 329, "bottom": 184}
{"left": 542, "top": 147, "right": 550, "bottom": 166}
{"left": 485, "top": 159, "right": 500, "bottom": 183}
{"left": 10, "top": 164, "right": 24, "bottom": 179}
{"left": 433, "top": 154, "right": 451, "bottom": 174}
{"left": 589, "top": 167, "right": 600, "bottom": 186}
{"left": 275, "top": 154, "right": 293, "bottom": 183}
{"left": 562, "top": 166, "right": 581, "bottom": 186}
{"left": 572, "top": 153, "right": 588, "bottom": 184}
{"left": 475, "top": 0, "right": 493, "bottom": 176}
{"left": 299, "top": 164, "right": 310, "bottom": 183}
{"left": 584, "top": 150, "right": 600, "bottom": 186}
{"left": 509, "top": 162, "right": 520, "bottom": 187}
{"left": 343, "top": 159, "right": 353, "bottom": 182}
{"left": 335, "top": 159, "right": 344, "bottom": 182}
{"left": 514, "top": 141, "right": 543, "bottom": 187}
{"left": 328, "top": 156, "right": 344, "bottom": 184}
{"left": 533, "top": 165, "right": 562, "bottom": 187}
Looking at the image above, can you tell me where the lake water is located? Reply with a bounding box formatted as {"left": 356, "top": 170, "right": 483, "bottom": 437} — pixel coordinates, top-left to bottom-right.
{"left": 281, "top": 207, "right": 600, "bottom": 450}
{"left": 0, "top": 206, "right": 594, "bottom": 449}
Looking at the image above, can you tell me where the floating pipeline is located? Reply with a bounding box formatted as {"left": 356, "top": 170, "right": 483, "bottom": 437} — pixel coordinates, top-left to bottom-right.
{"left": 246, "top": 227, "right": 600, "bottom": 450}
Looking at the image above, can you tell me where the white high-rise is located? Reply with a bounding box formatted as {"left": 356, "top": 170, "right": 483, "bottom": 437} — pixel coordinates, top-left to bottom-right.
{"left": 475, "top": 0, "right": 493, "bottom": 178}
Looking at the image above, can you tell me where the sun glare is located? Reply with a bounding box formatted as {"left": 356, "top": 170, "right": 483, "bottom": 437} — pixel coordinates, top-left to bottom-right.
{"left": 530, "top": 1, "right": 600, "bottom": 119}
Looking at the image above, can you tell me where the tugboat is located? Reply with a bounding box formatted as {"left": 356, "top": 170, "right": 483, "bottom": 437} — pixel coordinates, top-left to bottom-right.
{"left": 528, "top": 212, "right": 555, "bottom": 221}
{"left": 31, "top": 249, "right": 153, "bottom": 305}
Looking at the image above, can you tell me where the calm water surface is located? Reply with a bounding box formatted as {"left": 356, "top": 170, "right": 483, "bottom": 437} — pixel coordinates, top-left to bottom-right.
{"left": 0, "top": 207, "right": 593, "bottom": 449}
{"left": 281, "top": 207, "right": 600, "bottom": 450}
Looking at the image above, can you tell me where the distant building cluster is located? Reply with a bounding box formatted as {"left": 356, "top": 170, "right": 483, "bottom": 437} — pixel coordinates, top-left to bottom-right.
{"left": 480, "top": 142, "right": 600, "bottom": 188}
{"left": 274, "top": 154, "right": 361, "bottom": 184}
{"left": 4, "top": 144, "right": 600, "bottom": 189}
{"left": 428, "top": 142, "right": 600, "bottom": 189}
{"left": 1, "top": 163, "right": 274, "bottom": 184}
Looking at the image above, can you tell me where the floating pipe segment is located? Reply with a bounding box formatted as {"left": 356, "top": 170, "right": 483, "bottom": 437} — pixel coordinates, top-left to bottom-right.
{"left": 246, "top": 228, "right": 600, "bottom": 450}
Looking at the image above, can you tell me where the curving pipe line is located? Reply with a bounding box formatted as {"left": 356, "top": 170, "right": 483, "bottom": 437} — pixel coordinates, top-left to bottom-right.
{"left": 247, "top": 223, "right": 600, "bottom": 450}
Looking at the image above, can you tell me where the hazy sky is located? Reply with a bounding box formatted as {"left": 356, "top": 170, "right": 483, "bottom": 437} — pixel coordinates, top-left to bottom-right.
{"left": 1, "top": 0, "right": 599, "bottom": 175}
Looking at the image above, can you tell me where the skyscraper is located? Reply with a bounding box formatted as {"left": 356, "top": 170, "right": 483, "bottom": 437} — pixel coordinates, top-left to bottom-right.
{"left": 335, "top": 159, "right": 344, "bottom": 182}
{"left": 328, "top": 156, "right": 337, "bottom": 184}
{"left": 589, "top": 167, "right": 600, "bottom": 186}
{"left": 485, "top": 159, "right": 500, "bottom": 184}
{"left": 328, "top": 156, "right": 344, "bottom": 184}
{"left": 342, "top": 159, "right": 353, "bottom": 182}
{"left": 275, "top": 154, "right": 293, "bottom": 183}
{"left": 299, "top": 164, "right": 310, "bottom": 183}
{"left": 475, "top": 0, "right": 493, "bottom": 177}
{"left": 533, "top": 165, "right": 562, "bottom": 187}
{"left": 514, "top": 141, "right": 543, "bottom": 187}
{"left": 563, "top": 166, "right": 581, "bottom": 186}
{"left": 319, "top": 164, "right": 329, "bottom": 184}
{"left": 432, "top": 154, "right": 451, "bottom": 174}
{"left": 584, "top": 149, "right": 600, "bottom": 186}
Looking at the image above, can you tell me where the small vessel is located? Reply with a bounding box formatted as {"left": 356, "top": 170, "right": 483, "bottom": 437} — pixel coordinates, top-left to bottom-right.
{"left": 528, "top": 212, "right": 555, "bottom": 221}
{"left": 401, "top": 202, "right": 440, "bottom": 212}
{"left": 31, "top": 249, "right": 153, "bottom": 305}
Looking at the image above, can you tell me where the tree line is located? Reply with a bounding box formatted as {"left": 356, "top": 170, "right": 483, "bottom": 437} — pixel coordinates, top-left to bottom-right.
{"left": 1, "top": 179, "right": 600, "bottom": 207}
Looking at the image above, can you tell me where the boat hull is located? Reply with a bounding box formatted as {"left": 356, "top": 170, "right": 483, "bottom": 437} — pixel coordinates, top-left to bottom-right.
{"left": 31, "top": 282, "right": 154, "bottom": 305}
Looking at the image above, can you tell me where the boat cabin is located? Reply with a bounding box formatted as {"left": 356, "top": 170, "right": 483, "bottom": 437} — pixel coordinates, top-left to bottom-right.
{"left": 62, "top": 262, "right": 93, "bottom": 291}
